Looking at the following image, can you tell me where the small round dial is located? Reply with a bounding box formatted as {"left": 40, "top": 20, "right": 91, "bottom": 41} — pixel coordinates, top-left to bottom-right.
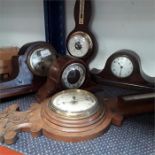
{"left": 28, "top": 47, "right": 56, "bottom": 76}
{"left": 61, "top": 63, "right": 86, "bottom": 88}
{"left": 111, "top": 56, "right": 134, "bottom": 78}
{"left": 67, "top": 31, "right": 93, "bottom": 58}
{"left": 48, "top": 89, "right": 99, "bottom": 119}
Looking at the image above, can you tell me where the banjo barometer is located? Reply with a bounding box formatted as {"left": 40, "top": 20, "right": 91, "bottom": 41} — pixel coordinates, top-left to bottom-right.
{"left": 66, "top": 0, "right": 96, "bottom": 62}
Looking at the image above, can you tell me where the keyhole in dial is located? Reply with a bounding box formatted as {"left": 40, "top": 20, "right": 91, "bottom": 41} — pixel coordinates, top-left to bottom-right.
{"left": 67, "top": 70, "right": 80, "bottom": 84}
{"left": 75, "top": 41, "right": 82, "bottom": 50}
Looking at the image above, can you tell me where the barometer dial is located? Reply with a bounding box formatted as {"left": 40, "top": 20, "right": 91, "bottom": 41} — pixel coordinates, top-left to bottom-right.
{"left": 67, "top": 31, "right": 93, "bottom": 58}
{"left": 61, "top": 63, "right": 86, "bottom": 88}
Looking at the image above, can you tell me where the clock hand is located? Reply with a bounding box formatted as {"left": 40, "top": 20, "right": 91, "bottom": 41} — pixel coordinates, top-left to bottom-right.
{"left": 119, "top": 66, "right": 123, "bottom": 77}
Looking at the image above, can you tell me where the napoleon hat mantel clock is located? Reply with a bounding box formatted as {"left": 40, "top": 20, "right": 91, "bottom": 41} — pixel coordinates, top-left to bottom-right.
{"left": 0, "top": 41, "right": 56, "bottom": 99}
{"left": 66, "top": 0, "right": 96, "bottom": 63}
{"left": 91, "top": 49, "right": 155, "bottom": 91}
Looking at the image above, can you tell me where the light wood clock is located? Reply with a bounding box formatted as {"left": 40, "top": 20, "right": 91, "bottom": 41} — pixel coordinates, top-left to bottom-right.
{"left": 0, "top": 89, "right": 154, "bottom": 144}
{"left": 0, "top": 41, "right": 56, "bottom": 99}
{"left": 66, "top": 0, "right": 96, "bottom": 63}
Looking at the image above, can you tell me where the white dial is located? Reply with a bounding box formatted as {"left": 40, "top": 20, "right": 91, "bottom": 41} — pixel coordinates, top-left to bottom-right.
{"left": 29, "top": 48, "right": 55, "bottom": 76}
{"left": 111, "top": 56, "right": 134, "bottom": 78}
{"left": 61, "top": 63, "right": 86, "bottom": 88}
{"left": 67, "top": 31, "right": 93, "bottom": 58}
{"left": 48, "top": 89, "right": 99, "bottom": 119}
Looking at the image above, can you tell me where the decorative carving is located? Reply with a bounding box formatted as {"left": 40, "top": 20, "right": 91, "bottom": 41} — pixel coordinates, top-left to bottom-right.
{"left": 0, "top": 91, "right": 153, "bottom": 144}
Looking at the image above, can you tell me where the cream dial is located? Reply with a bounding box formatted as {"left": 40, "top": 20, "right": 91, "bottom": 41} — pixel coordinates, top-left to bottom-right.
{"left": 67, "top": 31, "right": 93, "bottom": 58}
{"left": 111, "top": 56, "right": 134, "bottom": 78}
{"left": 48, "top": 89, "right": 99, "bottom": 119}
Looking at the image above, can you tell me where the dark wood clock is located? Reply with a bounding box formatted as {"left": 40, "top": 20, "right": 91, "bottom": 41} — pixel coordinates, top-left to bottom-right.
{"left": 36, "top": 55, "right": 95, "bottom": 102}
{"left": 0, "top": 41, "right": 56, "bottom": 99}
{"left": 66, "top": 0, "right": 96, "bottom": 63}
{"left": 91, "top": 49, "right": 155, "bottom": 91}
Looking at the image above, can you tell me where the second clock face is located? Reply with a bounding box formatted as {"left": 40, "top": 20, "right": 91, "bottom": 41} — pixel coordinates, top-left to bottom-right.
{"left": 110, "top": 56, "right": 134, "bottom": 78}
{"left": 67, "top": 31, "right": 93, "bottom": 58}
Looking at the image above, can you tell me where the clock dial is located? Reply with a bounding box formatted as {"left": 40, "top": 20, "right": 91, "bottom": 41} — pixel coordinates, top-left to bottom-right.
{"left": 28, "top": 47, "right": 56, "bottom": 76}
{"left": 111, "top": 56, "right": 134, "bottom": 78}
{"left": 67, "top": 31, "right": 93, "bottom": 58}
{"left": 48, "top": 89, "right": 99, "bottom": 119}
{"left": 61, "top": 63, "right": 86, "bottom": 88}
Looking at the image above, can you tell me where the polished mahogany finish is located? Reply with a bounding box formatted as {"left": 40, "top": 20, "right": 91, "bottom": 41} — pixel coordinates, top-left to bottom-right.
{"left": 91, "top": 50, "right": 155, "bottom": 91}
{"left": 66, "top": 0, "right": 97, "bottom": 63}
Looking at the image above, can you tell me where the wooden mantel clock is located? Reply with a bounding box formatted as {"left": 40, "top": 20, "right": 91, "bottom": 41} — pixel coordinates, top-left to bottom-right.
{"left": 36, "top": 55, "right": 95, "bottom": 102}
{"left": 0, "top": 41, "right": 56, "bottom": 99}
{"left": 66, "top": 0, "right": 96, "bottom": 63}
{"left": 91, "top": 49, "right": 155, "bottom": 91}
{"left": 0, "top": 89, "right": 154, "bottom": 144}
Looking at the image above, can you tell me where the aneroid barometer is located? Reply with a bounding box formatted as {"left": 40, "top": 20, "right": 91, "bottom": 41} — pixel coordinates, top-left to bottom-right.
{"left": 66, "top": 0, "right": 96, "bottom": 62}
{"left": 0, "top": 41, "right": 56, "bottom": 99}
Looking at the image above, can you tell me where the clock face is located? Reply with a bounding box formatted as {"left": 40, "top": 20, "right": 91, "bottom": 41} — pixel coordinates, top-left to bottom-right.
{"left": 67, "top": 31, "right": 93, "bottom": 58}
{"left": 48, "top": 89, "right": 99, "bottom": 119}
{"left": 110, "top": 56, "right": 134, "bottom": 78}
{"left": 28, "top": 48, "right": 56, "bottom": 76}
{"left": 61, "top": 63, "right": 86, "bottom": 88}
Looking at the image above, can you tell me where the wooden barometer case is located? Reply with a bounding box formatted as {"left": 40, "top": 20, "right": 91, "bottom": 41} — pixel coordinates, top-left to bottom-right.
{"left": 66, "top": 0, "right": 97, "bottom": 63}
{"left": 36, "top": 55, "right": 95, "bottom": 102}
{"left": 0, "top": 89, "right": 154, "bottom": 144}
{"left": 0, "top": 41, "right": 56, "bottom": 99}
{"left": 91, "top": 50, "right": 155, "bottom": 91}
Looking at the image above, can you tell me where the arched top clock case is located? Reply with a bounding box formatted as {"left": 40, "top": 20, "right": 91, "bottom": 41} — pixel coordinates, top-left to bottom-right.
{"left": 0, "top": 41, "right": 56, "bottom": 99}
{"left": 91, "top": 49, "right": 155, "bottom": 91}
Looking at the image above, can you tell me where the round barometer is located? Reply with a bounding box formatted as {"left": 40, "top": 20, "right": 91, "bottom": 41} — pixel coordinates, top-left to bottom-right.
{"left": 67, "top": 31, "right": 93, "bottom": 58}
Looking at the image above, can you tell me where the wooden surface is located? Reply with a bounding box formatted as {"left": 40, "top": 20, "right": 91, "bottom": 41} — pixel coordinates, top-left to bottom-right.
{"left": 0, "top": 146, "right": 23, "bottom": 155}
{"left": 0, "top": 47, "right": 18, "bottom": 81}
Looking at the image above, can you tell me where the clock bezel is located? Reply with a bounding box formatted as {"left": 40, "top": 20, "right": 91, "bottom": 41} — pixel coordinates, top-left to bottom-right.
{"left": 48, "top": 89, "right": 100, "bottom": 119}
{"left": 26, "top": 43, "right": 56, "bottom": 77}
